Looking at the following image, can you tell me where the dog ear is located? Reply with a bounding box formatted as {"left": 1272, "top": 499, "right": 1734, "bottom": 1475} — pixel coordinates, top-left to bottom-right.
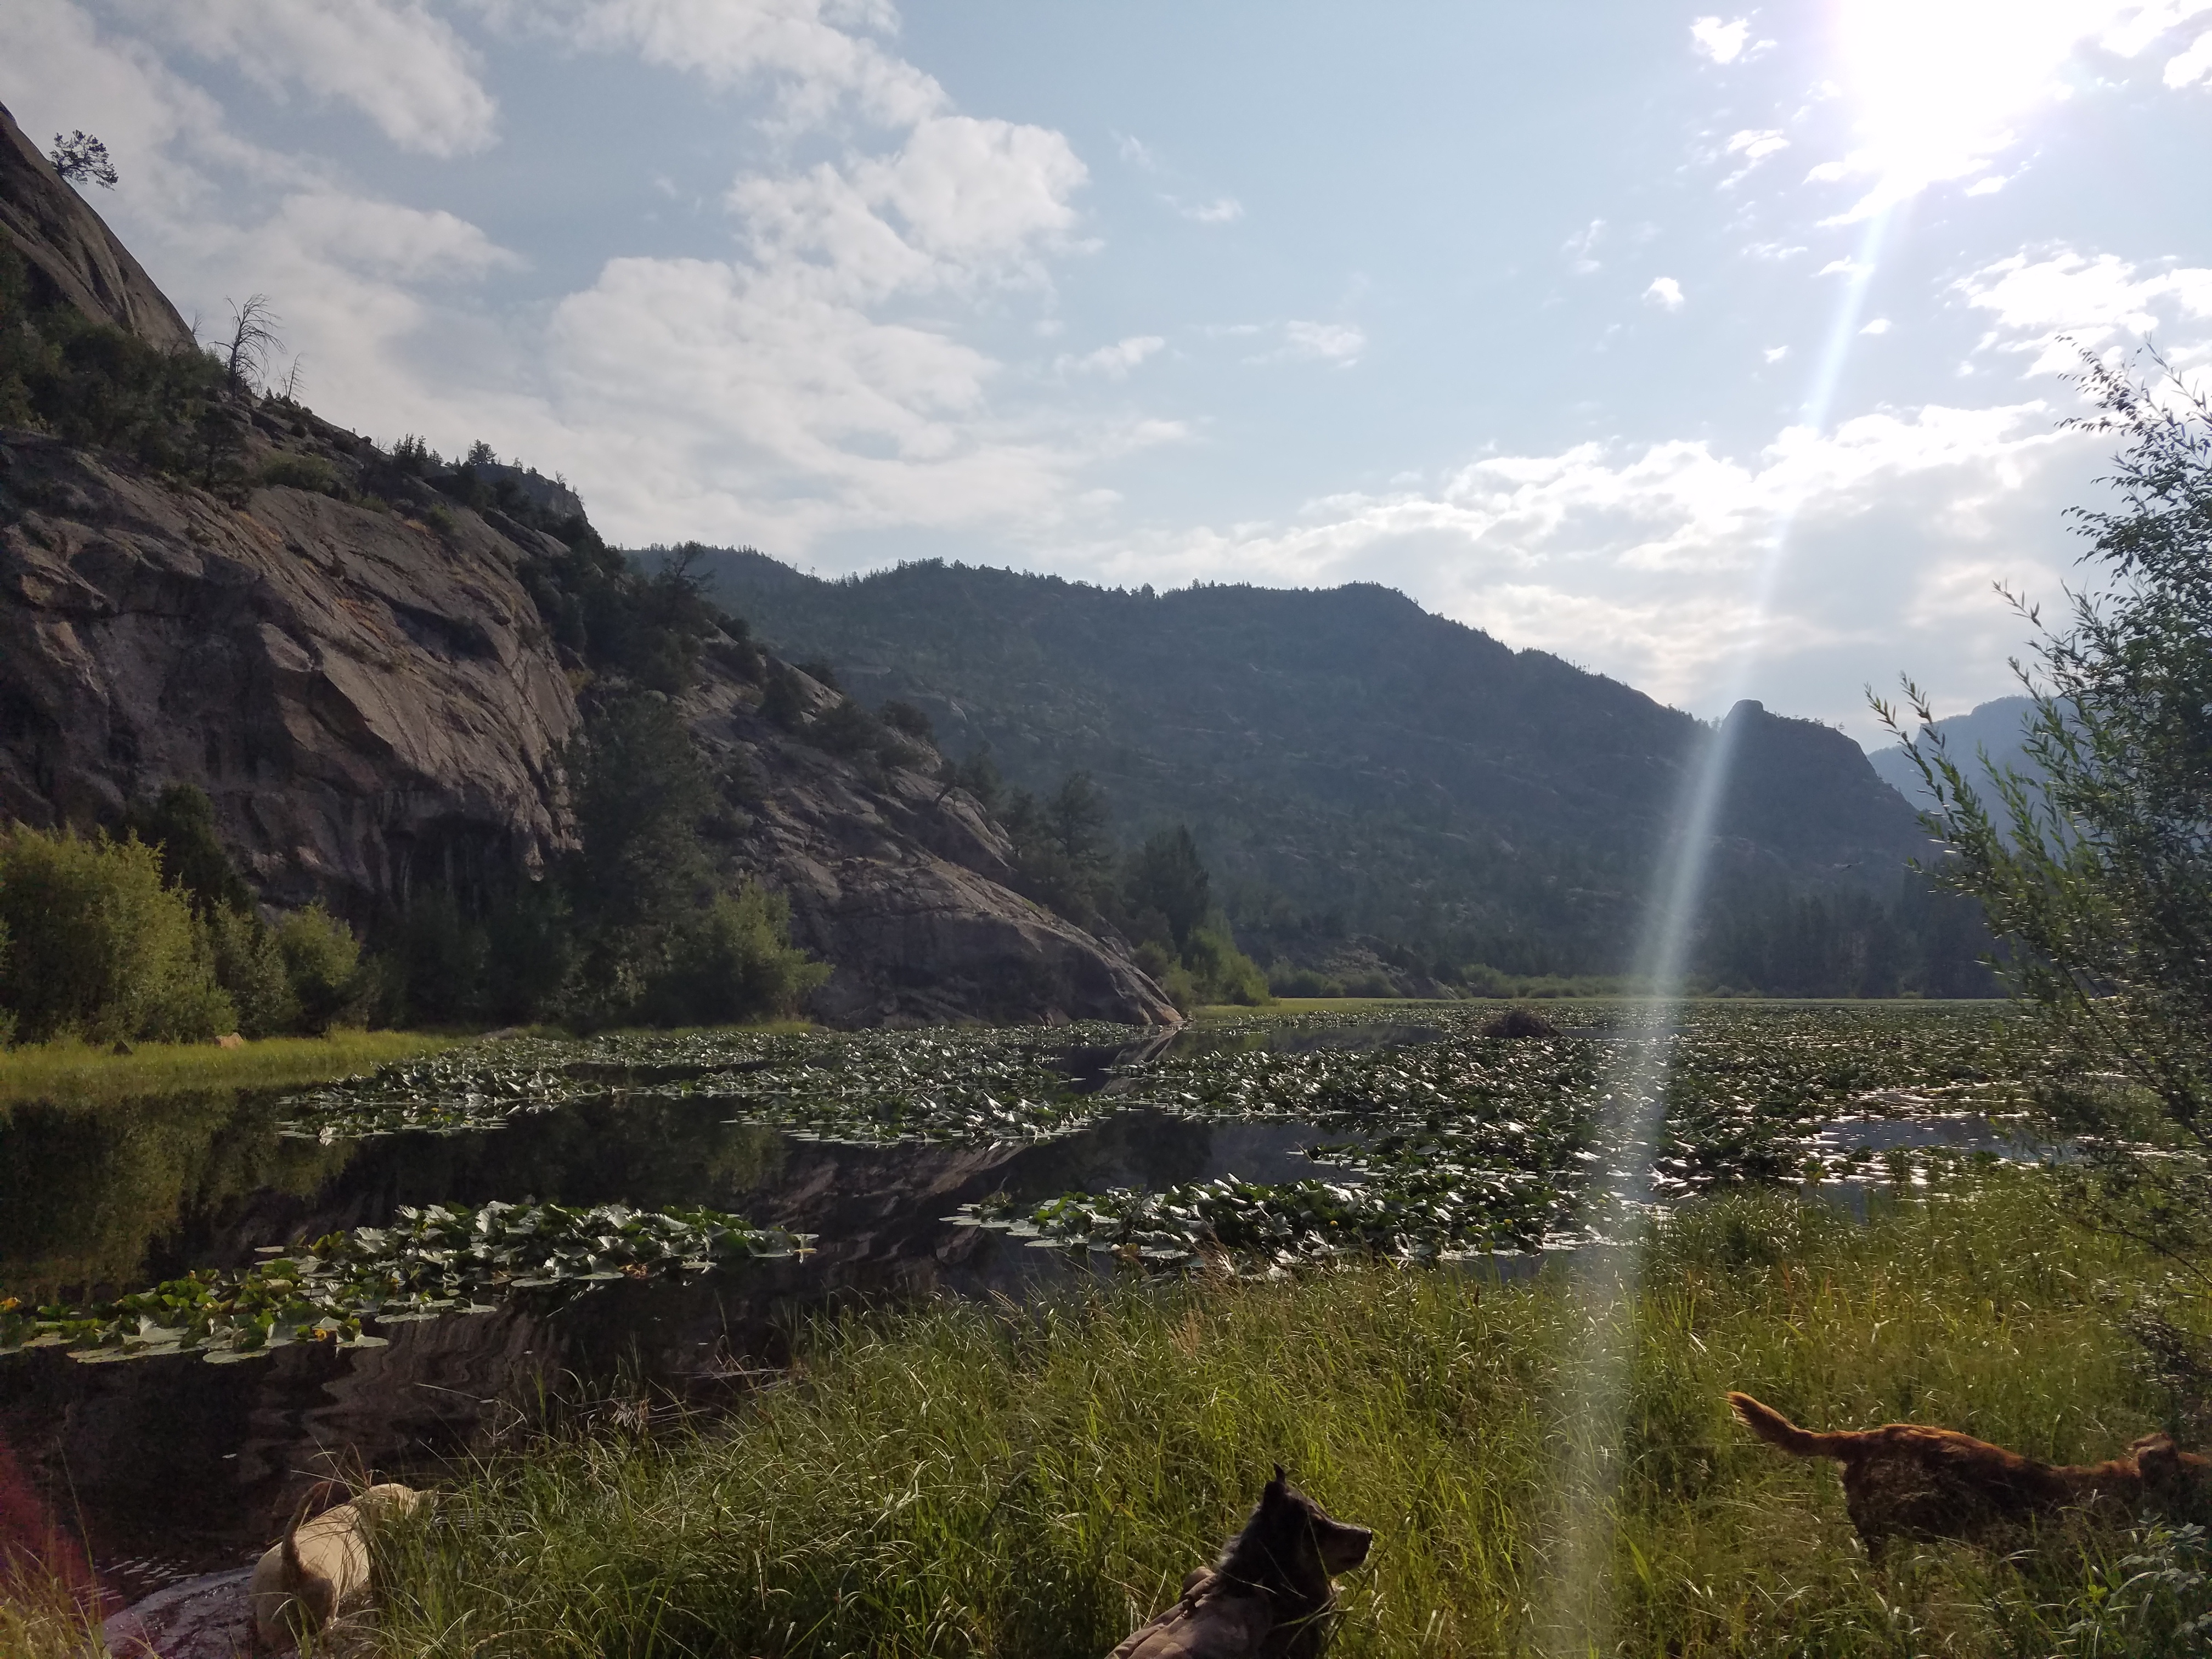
{"left": 2136, "top": 1435, "right": 2183, "bottom": 1484}
{"left": 1272, "top": 1463, "right": 1288, "bottom": 1488}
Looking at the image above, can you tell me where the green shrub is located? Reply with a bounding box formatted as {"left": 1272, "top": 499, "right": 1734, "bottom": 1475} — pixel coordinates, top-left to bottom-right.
{"left": 0, "top": 826, "right": 234, "bottom": 1043}
{"left": 0, "top": 244, "right": 228, "bottom": 473}
{"left": 393, "top": 889, "right": 489, "bottom": 1026}
{"left": 257, "top": 452, "right": 341, "bottom": 495}
{"left": 1184, "top": 926, "right": 1271, "bottom": 1006}
{"left": 1136, "top": 940, "right": 1199, "bottom": 1012}
{"left": 812, "top": 695, "right": 878, "bottom": 757}
{"left": 641, "top": 884, "right": 830, "bottom": 1025}
{"left": 879, "top": 699, "right": 935, "bottom": 741}
{"left": 1268, "top": 966, "right": 1345, "bottom": 998}
{"left": 206, "top": 905, "right": 296, "bottom": 1037}
{"left": 119, "top": 784, "right": 253, "bottom": 917}
{"left": 760, "top": 667, "right": 809, "bottom": 730}
{"left": 482, "top": 881, "right": 578, "bottom": 1024}
{"left": 276, "top": 904, "right": 368, "bottom": 1032}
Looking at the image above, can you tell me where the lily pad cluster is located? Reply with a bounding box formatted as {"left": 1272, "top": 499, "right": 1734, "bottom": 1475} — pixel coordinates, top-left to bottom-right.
{"left": 275, "top": 1024, "right": 1146, "bottom": 1144}
{"left": 0, "top": 1200, "right": 808, "bottom": 1364}
{"left": 967, "top": 1003, "right": 2034, "bottom": 1265}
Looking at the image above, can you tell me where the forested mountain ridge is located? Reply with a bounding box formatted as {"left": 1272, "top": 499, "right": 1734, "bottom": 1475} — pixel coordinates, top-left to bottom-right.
{"left": 680, "top": 548, "right": 1952, "bottom": 984}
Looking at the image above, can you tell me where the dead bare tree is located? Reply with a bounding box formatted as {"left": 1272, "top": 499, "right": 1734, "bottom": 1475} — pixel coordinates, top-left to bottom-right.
{"left": 219, "top": 296, "right": 283, "bottom": 396}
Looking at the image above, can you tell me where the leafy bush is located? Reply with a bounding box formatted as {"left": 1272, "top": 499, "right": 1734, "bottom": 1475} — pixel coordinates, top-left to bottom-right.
{"left": 257, "top": 452, "right": 341, "bottom": 495}
{"left": 761, "top": 667, "right": 809, "bottom": 730}
{"left": 879, "top": 699, "right": 934, "bottom": 741}
{"left": 1135, "top": 940, "right": 1199, "bottom": 1012}
{"left": 0, "top": 244, "right": 229, "bottom": 473}
{"left": 205, "top": 905, "right": 296, "bottom": 1037}
{"left": 275, "top": 904, "right": 368, "bottom": 1033}
{"left": 1268, "top": 966, "right": 1345, "bottom": 998}
{"left": 1184, "top": 926, "right": 1270, "bottom": 1006}
{"left": 641, "top": 885, "right": 831, "bottom": 1025}
{"left": 812, "top": 695, "right": 879, "bottom": 758}
{"left": 0, "top": 827, "right": 234, "bottom": 1043}
{"left": 119, "top": 784, "right": 252, "bottom": 917}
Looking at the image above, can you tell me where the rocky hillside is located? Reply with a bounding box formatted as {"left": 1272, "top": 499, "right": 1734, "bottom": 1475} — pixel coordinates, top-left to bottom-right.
{"left": 676, "top": 549, "right": 1932, "bottom": 973}
{"left": 0, "top": 100, "right": 1171, "bottom": 1028}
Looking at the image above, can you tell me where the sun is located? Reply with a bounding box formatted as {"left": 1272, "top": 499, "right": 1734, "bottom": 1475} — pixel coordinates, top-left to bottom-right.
{"left": 1832, "top": 0, "right": 2143, "bottom": 203}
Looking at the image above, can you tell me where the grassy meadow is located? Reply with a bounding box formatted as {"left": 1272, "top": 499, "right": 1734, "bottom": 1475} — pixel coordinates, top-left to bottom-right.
{"left": 0, "top": 1029, "right": 455, "bottom": 1107}
{"left": 369, "top": 1171, "right": 2211, "bottom": 1658}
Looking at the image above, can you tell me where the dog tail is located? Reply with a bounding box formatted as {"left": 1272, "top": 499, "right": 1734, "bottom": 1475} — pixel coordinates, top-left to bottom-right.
{"left": 1728, "top": 1392, "right": 1846, "bottom": 1459}
{"left": 276, "top": 1479, "right": 335, "bottom": 1589}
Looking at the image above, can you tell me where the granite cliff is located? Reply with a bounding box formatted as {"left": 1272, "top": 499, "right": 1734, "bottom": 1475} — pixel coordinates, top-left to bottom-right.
{"left": 0, "top": 100, "right": 1173, "bottom": 1028}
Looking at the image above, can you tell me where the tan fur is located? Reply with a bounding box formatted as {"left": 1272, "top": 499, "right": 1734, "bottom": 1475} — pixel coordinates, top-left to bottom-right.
{"left": 1729, "top": 1391, "right": 2211, "bottom": 1557}
{"left": 1109, "top": 1468, "right": 1372, "bottom": 1659}
{"left": 249, "top": 1483, "right": 422, "bottom": 1651}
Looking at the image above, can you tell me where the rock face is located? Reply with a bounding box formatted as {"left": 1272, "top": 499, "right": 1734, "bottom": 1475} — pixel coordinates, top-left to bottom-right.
{"left": 0, "top": 100, "right": 193, "bottom": 351}
{"left": 0, "top": 427, "right": 1174, "bottom": 1023}
{"left": 0, "top": 428, "right": 578, "bottom": 911}
{"left": 0, "top": 127, "right": 1174, "bottom": 1025}
{"left": 684, "top": 667, "right": 1176, "bottom": 1025}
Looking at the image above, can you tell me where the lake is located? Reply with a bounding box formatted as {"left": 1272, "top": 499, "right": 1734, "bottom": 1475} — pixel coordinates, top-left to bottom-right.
{"left": 0, "top": 1002, "right": 2031, "bottom": 1602}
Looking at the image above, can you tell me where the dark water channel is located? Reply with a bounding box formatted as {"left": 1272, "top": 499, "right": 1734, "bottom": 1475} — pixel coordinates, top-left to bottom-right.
{"left": 0, "top": 1063, "right": 1344, "bottom": 1600}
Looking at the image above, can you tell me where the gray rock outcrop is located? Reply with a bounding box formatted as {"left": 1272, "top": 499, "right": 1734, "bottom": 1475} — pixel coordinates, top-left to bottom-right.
{"left": 0, "top": 426, "right": 1175, "bottom": 1024}
{"left": 0, "top": 427, "right": 578, "bottom": 909}
{"left": 685, "top": 667, "right": 1176, "bottom": 1025}
{"left": 0, "top": 99, "right": 193, "bottom": 351}
{"left": 0, "top": 116, "right": 1174, "bottom": 1027}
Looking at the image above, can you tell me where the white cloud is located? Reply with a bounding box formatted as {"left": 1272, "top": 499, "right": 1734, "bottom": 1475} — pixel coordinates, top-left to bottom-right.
{"left": 1170, "top": 195, "right": 1244, "bottom": 224}
{"left": 117, "top": 0, "right": 498, "bottom": 156}
{"left": 1726, "top": 128, "right": 1789, "bottom": 161}
{"left": 1764, "top": 345, "right": 1791, "bottom": 363}
{"left": 2098, "top": 1, "right": 2212, "bottom": 58}
{"left": 1955, "top": 247, "right": 2212, "bottom": 373}
{"left": 1277, "top": 320, "right": 1365, "bottom": 366}
{"left": 1115, "top": 132, "right": 1161, "bottom": 169}
{"left": 269, "top": 193, "right": 521, "bottom": 281}
{"left": 1860, "top": 317, "right": 1892, "bottom": 335}
{"left": 1081, "top": 402, "right": 2086, "bottom": 724}
{"left": 1564, "top": 218, "right": 1605, "bottom": 274}
{"left": 2168, "top": 27, "right": 2212, "bottom": 83}
{"left": 528, "top": 0, "right": 946, "bottom": 130}
{"left": 1059, "top": 335, "right": 1165, "bottom": 379}
{"left": 4, "top": 0, "right": 1153, "bottom": 556}
{"left": 1644, "top": 275, "right": 1685, "bottom": 311}
{"left": 1690, "top": 16, "right": 1750, "bottom": 63}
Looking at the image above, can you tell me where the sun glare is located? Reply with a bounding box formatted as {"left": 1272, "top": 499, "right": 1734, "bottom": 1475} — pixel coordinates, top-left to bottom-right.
{"left": 1835, "top": 0, "right": 2152, "bottom": 205}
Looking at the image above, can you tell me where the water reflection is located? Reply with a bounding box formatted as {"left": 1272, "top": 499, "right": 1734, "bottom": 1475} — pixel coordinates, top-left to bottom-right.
{"left": 0, "top": 1085, "right": 1341, "bottom": 1593}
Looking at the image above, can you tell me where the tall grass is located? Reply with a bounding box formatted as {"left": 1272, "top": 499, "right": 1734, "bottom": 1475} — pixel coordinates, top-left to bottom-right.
{"left": 0, "top": 1562, "right": 104, "bottom": 1659}
{"left": 373, "top": 1175, "right": 2205, "bottom": 1657}
{"left": 0, "top": 1030, "right": 452, "bottom": 1107}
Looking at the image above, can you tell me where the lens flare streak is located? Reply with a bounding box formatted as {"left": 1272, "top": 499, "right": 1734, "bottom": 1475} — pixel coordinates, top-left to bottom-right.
{"left": 1537, "top": 207, "right": 1894, "bottom": 1656}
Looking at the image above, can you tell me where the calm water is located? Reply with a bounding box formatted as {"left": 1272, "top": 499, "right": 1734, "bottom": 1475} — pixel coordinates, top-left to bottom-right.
{"left": 0, "top": 1011, "right": 2022, "bottom": 1605}
{"left": 0, "top": 1073, "right": 1344, "bottom": 1598}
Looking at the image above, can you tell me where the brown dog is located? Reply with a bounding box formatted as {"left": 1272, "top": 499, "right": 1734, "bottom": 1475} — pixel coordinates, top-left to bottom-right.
{"left": 1108, "top": 1467, "right": 1373, "bottom": 1659}
{"left": 249, "top": 1482, "right": 424, "bottom": 1651}
{"left": 1729, "top": 1391, "right": 2210, "bottom": 1557}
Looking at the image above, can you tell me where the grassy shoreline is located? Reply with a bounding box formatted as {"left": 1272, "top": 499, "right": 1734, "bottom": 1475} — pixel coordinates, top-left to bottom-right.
{"left": 367, "top": 1172, "right": 2208, "bottom": 1658}
{"left": 0, "top": 1029, "right": 456, "bottom": 1106}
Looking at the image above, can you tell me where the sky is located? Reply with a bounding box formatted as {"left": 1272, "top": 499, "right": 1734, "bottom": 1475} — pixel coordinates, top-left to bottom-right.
{"left": 5, "top": 1, "right": 2211, "bottom": 747}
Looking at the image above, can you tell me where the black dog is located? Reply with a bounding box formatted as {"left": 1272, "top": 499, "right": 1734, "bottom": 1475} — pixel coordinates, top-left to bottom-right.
{"left": 1108, "top": 1467, "right": 1373, "bottom": 1659}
